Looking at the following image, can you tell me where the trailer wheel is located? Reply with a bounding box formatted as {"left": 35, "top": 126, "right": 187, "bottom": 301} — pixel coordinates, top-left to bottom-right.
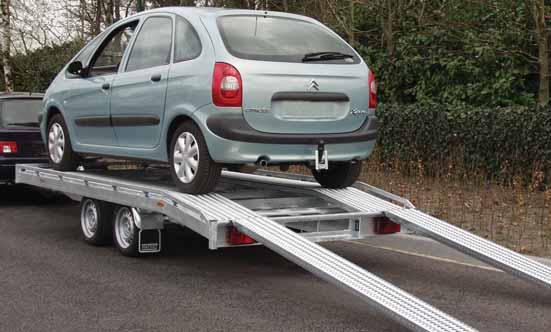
{"left": 113, "top": 206, "right": 141, "bottom": 257}
{"left": 80, "top": 198, "right": 114, "bottom": 245}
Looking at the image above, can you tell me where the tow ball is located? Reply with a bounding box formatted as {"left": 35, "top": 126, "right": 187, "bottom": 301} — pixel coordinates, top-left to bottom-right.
{"left": 315, "top": 142, "right": 329, "bottom": 171}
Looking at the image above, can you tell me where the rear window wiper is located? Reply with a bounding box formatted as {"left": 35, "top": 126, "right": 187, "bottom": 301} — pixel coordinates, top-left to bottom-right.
{"left": 302, "top": 52, "right": 354, "bottom": 62}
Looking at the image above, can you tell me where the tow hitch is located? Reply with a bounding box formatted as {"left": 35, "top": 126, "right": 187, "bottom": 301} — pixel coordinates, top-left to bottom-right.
{"left": 315, "top": 142, "right": 328, "bottom": 171}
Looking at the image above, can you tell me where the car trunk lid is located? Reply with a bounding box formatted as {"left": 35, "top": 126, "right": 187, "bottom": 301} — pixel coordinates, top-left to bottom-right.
{"left": 239, "top": 62, "right": 369, "bottom": 134}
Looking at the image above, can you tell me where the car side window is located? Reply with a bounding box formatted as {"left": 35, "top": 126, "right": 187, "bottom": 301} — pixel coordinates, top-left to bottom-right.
{"left": 73, "top": 35, "right": 103, "bottom": 67}
{"left": 126, "top": 17, "right": 173, "bottom": 72}
{"left": 89, "top": 22, "right": 137, "bottom": 76}
{"left": 174, "top": 17, "right": 201, "bottom": 63}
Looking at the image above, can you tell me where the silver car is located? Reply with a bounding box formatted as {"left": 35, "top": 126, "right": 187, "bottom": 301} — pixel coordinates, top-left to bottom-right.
{"left": 42, "top": 7, "right": 379, "bottom": 194}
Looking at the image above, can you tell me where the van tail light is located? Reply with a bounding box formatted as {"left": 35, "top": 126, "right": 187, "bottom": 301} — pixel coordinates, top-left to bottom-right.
{"left": 0, "top": 141, "right": 17, "bottom": 154}
{"left": 227, "top": 226, "right": 256, "bottom": 245}
{"left": 212, "top": 62, "right": 242, "bottom": 107}
{"left": 374, "top": 217, "right": 401, "bottom": 234}
{"left": 368, "top": 69, "right": 377, "bottom": 109}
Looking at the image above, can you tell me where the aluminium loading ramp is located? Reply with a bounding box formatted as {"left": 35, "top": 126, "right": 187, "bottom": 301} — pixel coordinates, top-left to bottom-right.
{"left": 15, "top": 165, "right": 551, "bottom": 332}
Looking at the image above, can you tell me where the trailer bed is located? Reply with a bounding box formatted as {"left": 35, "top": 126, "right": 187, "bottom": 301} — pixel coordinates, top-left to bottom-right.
{"left": 15, "top": 164, "right": 551, "bottom": 332}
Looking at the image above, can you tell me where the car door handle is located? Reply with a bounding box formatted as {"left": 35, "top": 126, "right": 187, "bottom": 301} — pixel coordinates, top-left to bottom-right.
{"left": 150, "top": 74, "right": 162, "bottom": 82}
{"left": 101, "top": 83, "right": 110, "bottom": 90}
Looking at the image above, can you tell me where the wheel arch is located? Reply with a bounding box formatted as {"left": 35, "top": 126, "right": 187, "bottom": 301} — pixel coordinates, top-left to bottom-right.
{"left": 165, "top": 114, "right": 196, "bottom": 156}
{"left": 46, "top": 105, "right": 62, "bottom": 124}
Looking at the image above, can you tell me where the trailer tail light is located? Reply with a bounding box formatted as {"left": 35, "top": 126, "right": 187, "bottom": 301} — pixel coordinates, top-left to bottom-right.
{"left": 227, "top": 226, "right": 256, "bottom": 245}
{"left": 374, "top": 217, "right": 401, "bottom": 234}
{"left": 212, "top": 62, "right": 242, "bottom": 107}
{"left": 368, "top": 69, "right": 377, "bottom": 109}
{"left": 0, "top": 141, "right": 17, "bottom": 154}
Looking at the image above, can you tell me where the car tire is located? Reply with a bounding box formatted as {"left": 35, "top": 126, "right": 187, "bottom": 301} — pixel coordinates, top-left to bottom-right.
{"left": 47, "top": 114, "right": 78, "bottom": 171}
{"left": 311, "top": 161, "right": 362, "bottom": 189}
{"left": 80, "top": 198, "right": 114, "bottom": 246}
{"left": 112, "top": 206, "right": 141, "bottom": 257}
{"left": 169, "top": 121, "right": 222, "bottom": 194}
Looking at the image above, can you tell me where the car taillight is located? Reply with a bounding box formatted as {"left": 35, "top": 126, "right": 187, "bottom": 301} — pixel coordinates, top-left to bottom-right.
{"left": 368, "top": 69, "right": 377, "bottom": 109}
{"left": 212, "top": 62, "right": 242, "bottom": 107}
{"left": 227, "top": 226, "right": 256, "bottom": 245}
{"left": 374, "top": 217, "right": 401, "bottom": 234}
{"left": 0, "top": 141, "right": 17, "bottom": 154}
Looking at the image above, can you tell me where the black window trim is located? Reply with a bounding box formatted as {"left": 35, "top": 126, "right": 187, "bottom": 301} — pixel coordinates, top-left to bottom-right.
{"left": 85, "top": 19, "right": 141, "bottom": 77}
{"left": 123, "top": 14, "right": 175, "bottom": 73}
{"left": 173, "top": 15, "right": 203, "bottom": 63}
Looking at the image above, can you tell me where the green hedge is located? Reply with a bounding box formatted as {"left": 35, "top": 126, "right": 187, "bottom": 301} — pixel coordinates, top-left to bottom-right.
{"left": 374, "top": 103, "right": 551, "bottom": 184}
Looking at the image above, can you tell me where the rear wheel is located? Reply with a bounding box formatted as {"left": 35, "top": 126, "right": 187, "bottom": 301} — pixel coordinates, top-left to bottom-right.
{"left": 113, "top": 206, "right": 140, "bottom": 257}
{"left": 80, "top": 198, "right": 114, "bottom": 246}
{"left": 169, "top": 122, "right": 221, "bottom": 194}
{"left": 311, "top": 162, "right": 362, "bottom": 189}
{"left": 47, "top": 114, "right": 78, "bottom": 171}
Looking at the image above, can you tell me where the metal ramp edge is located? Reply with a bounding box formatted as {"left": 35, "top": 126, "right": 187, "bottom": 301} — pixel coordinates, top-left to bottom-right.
{"left": 386, "top": 208, "right": 551, "bottom": 290}
{"left": 319, "top": 187, "right": 551, "bottom": 290}
{"left": 194, "top": 194, "right": 477, "bottom": 332}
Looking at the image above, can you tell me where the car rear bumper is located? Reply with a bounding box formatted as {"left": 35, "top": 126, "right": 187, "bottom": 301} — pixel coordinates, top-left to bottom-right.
{"left": 206, "top": 113, "right": 379, "bottom": 145}
{"left": 199, "top": 112, "right": 377, "bottom": 164}
{"left": 0, "top": 157, "right": 48, "bottom": 182}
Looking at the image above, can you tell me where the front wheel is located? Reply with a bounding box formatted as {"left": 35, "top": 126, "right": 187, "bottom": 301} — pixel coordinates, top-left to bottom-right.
{"left": 311, "top": 162, "right": 362, "bottom": 189}
{"left": 47, "top": 114, "right": 78, "bottom": 171}
{"left": 169, "top": 122, "right": 221, "bottom": 194}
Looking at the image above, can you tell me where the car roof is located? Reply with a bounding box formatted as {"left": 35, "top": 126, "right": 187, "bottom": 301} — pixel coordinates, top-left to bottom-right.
{"left": 0, "top": 92, "right": 44, "bottom": 100}
{"left": 138, "top": 6, "right": 314, "bottom": 22}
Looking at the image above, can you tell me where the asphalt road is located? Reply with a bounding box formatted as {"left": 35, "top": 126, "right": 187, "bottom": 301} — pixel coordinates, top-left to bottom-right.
{"left": 1, "top": 185, "right": 550, "bottom": 332}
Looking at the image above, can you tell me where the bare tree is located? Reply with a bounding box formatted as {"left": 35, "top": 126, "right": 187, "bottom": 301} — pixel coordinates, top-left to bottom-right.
{"left": 532, "top": 0, "right": 549, "bottom": 106}
{"left": 0, "top": 0, "right": 13, "bottom": 92}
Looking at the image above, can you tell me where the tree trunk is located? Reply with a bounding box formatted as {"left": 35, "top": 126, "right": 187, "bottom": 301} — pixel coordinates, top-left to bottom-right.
{"left": 349, "top": 0, "right": 355, "bottom": 46}
{"left": 383, "top": 0, "right": 394, "bottom": 58}
{"left": 0, "top": 0, "right": 12, "bottom": 93}
{"left": 94, "top": 0, "right": 102, "bottom": 36}
{"left": 79, "top": 0, "right": 86, "bottom": 39}
{"left": 114, "top": 0, "right": 121, "bottom": 22}
{"left": 136, "top": 0, "right": 144, "bottom": 12}
{"left": 533, "top": 0, "right": 549, "bottom": 106}
{"left": 105, "top": 0, "right": 114, "bottom": 26}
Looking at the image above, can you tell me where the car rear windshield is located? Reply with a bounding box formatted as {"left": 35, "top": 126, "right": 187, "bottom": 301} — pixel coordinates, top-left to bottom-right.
{"left": 217, "top": 15, "right": 360, "bottom": 64}
{"left": 0, "top": 99, "right": 42, "bottom": 128}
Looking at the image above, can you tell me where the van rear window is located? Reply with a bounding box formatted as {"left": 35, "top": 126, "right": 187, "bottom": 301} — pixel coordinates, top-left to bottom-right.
{"left": 1, "top": 99, "right": 42, "bottom": 128}
{"left": 217, "top": 15, "right": 360, "bottom": 64}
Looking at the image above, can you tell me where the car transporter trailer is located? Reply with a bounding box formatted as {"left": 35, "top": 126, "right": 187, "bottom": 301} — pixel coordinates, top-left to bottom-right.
{"left": 15, "top": 163, "right": 551, "bottom": 332}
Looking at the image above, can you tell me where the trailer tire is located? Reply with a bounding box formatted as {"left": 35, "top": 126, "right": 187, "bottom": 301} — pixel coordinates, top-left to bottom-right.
{"left": 311, "top": 161, "right": 362, "bottom": 189}
{"left": 80, "top": 198, "right": 114, "bottom": 246}
{"left": 113, "top": 206, "right": 141, "bottom": 257}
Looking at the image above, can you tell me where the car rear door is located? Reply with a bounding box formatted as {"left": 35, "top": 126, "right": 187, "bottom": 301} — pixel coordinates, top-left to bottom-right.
{"left": 110, "top": 15, "right": 173, "bottom": 149}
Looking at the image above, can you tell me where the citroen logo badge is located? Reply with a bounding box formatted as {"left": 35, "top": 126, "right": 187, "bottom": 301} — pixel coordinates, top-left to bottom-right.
{"left": 308, "top": 79, "right": 320, "bottom": 91}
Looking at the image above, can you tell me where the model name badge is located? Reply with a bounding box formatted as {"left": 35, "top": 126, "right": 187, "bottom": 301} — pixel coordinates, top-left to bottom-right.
{"left": 244, "top": 108, "right": 271, "bottom": 113}
{"left": 350, "top": 108, "right": 369, "bottom": 115}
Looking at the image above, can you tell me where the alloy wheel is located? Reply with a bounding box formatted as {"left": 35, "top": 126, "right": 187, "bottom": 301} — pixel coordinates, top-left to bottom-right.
{"left": 173, "top": 132, "right": 200, "bottom": 184}
{"left": 48, "top": 123, "right": 65, "bottom": 163}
